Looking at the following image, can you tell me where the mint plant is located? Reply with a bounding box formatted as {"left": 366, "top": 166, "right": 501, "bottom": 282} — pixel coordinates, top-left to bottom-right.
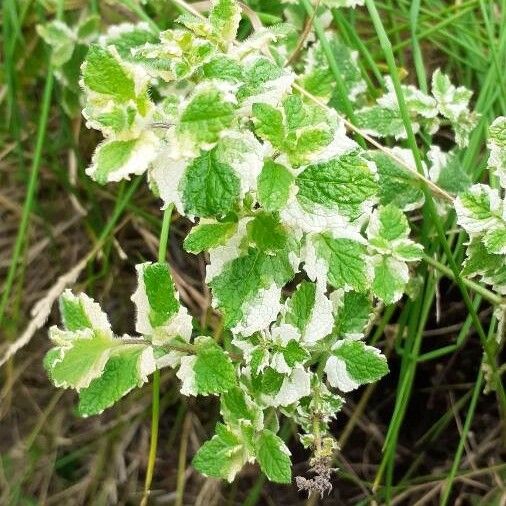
{"left": 42, "top": 0, "right": 503, "bottom": 494}
{"left": 37, "top": 14, "right": 100, "bottom": 116}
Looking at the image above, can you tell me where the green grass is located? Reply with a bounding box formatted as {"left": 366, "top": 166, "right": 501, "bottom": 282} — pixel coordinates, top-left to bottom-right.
{"left": 1, "top": 1, "right": 505, "bottom": 505}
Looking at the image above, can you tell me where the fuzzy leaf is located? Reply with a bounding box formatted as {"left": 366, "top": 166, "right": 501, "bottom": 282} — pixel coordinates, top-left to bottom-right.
{"left": 178, "top": 87, "right": 235, "bottom": 146}
{"left": 370, "top": 151, "right": 424, "bottom": 211}
{"left": 82, "top": 45, "right": 136, "bottom": 102}
{"left": 131, "top": 262, "right": 193, "bottom": 344}
{"left": 334, "top": 291, "right": 372, "bottom": 337}
{"left": 252, "top": 102, "right": 285, "bottom": 148}
{"left": 46, "top": 328, "right": 117, "bottom": 391}
{"left": 86, "top": 133, "right": 159, "bottom": 184}
{"left": 209, "top": 0, "right": 242, "bottom": 43}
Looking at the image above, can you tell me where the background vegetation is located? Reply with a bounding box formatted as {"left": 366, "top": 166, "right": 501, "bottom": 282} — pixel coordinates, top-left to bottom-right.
{"left": 1, "top": 0, "right": 505, "bottom": 504}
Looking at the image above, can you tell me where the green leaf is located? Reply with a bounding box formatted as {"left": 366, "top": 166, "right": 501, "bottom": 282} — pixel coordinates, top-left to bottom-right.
{"left": 282, "top": 340, "right": 309, "bottom": 367}
{"left": 181, "top": 149, "right": 241, "bottom": 217}
{"left": 302, "top": 36, "right": 365, "bottom": 101}
{"left": 313, "top": 235, "right": 369, "bottom": 292}
{"left": 76, "top": 14, "right": 100, "bottom": 42}
{"left": 371, "top": 256, "right": 409, "bottom": 304}
{"left": 57, "top": 290, "right": 113, "bottom": 335}
{"left": 143, "top": 263, "right": 180, "bottom": 328}
{"left": 488, "top": 116, "right": 506, "bottom": 188}
{"left": 194, "top": 339, "right": 236, "bottom": 394}
{"left": 87, "top": 133, "right": 158, "bottom": 184}
{"left": 247, "top": 213, "right": 288, "bottom": 252}
{"left": 184, "top": 221, "right": 238, "bottom": 254}
{"left": 325, "top": 339, "right": 388, "bottom": 392}
{"left": 257, "top": 160, "right": 294, "bottom": 212}
{"left": 252, "top": 367, "right": 285, "bottom": 395}
{"left": 210, "top": 249, "right": 265, "bottom": 328}
{"left": 370, "top": 151, "right": 424, "bottom": 211}
{"left": 209, "top": 0, "right": 241, "bottom": 43}
{"left": 221, "top": 386, "right": 262, "bottom": 428}
{"left": 334, "top": 291, "right": 372, "bottom": 337}
{"left": 202, "top": 56, "right": 244, "bottom": 82}
{"left": 37, "top": 21, "right": 75, "bottom": 66}
{"left": 82, "top": 45, "right": 136, "bottom": 102}
{"left": 193, "top": 423, "right": 247, "bottom": 481}
{"left": 131, "top": 262, "right": 192, "bottom": 343}
{"left": 296, "top": 150, "right": 378, "bottom": 220}
{"left": 355, "top": 105, "right": 405, "bottom": 138}
{"left": 59, "top": 294, "right": 92, "bottom": 331}
{"left": 373, "top": 204, "right": 410, "bottom": 242}
{"left": 178, "top": 87, "right": 235, "bottom": 145}
{"left": 252, "top": 102, "right": 285, "bottom": 148}
{"left": 285, "top": 281, "right": 316, "bottom": 333}
{"left": 100, "top": 23, "right": 157, "bottom": 59}
{"left": 483, "top": 228, "right": 506, "bottom": 255}
{"left": 255, "top": 430, "right": 292, "bottom": 484}
{"left": 78, "top": 345, "right": 154, "bottom": 416}
{"left": 47, "top": 329, "right": 117, "bottom": 391}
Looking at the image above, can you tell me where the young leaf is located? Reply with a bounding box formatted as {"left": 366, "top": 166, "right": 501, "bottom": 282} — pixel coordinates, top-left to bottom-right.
{"left": 82, "top": 45, "right": 136, "bottom": 102}
{"left": 184, "top": 221, "right": 238, "bottom": 254}
{"left": 257, "top": 160, "right": 294, "bottom": 212}
{"left": 209, "top": 0, "right": 242, "bottom": 44}
{"left": 37, "top": 21, "right": 75, "bottom": 66}
{"left": 86, "top": 133, "right": 159, "bottom": 184}
{"left": 178, "top": 86, "right": 236, "bottom": 146}
{"left": 192, "top": 423, "right": 250, "bottom": 482}
{"left": 247, "top": 213, "right": 288, "bottom": 253}
{"left": 252, "top": 102, "right": 285, "bottom": 148}
{"left": 131, "top": 262, "right": 193, "bottom": 344}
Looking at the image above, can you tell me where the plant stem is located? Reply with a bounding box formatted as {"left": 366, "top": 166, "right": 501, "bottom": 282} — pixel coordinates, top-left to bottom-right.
{"left": 422, "top": 253, "right": 503, "bottom": 306}
{"left": 141, "top": 204, "right": 174, "bottom": 506}
{"left": 440, "top": 366, "right": 484, "bottom": 506}
{"left": 364, "top": 0, "right": 506, "bottom": 435}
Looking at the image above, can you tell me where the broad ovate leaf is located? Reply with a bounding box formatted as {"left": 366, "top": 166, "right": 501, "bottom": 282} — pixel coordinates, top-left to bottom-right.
{"left": 325, "top": 339, "right": 388, "bottom": 392}
{"left": 295, "top": 149, "right": 378, "bottom": 223}
{"left": 78, "top": 345, "right": 156, "bottom": 416}
{"left": 193, "top": 423, "right": 253, "bottom": 482}
{"left": 176, "top": 337, "right": 236, "bottom": 396}
{"left": 255, "top": 430, "right": 292, "bottom": 484}
{"left": 180, "top": 148, "right": 241, "bottom": 218}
